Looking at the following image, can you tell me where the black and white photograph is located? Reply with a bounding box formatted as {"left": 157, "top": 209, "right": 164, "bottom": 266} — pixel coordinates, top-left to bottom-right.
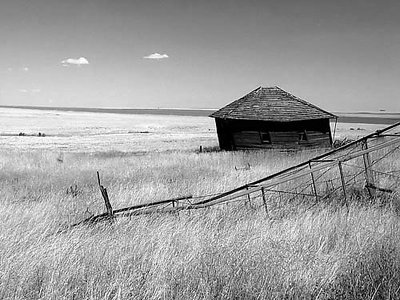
{"left": 1, "top": 0, "right": 400, "bottom": 299}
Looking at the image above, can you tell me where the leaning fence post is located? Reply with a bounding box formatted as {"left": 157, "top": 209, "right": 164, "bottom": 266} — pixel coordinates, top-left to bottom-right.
{"left": 361, "top": 139, "right": 376, "bottom": 198}
{"left": 97, "top": 171, "right": 114, "bottom": 219}
{"left": 261, "top": 187, "right": 269, "bottom": 218}
{"left": 338, "top": 161, "right": 348, "bottom": 209}
{"left": 245, "top": 186, "right": 251, "bottom": 208}
{"left": 309, "top": 162, "right": 319, "bottom": 202}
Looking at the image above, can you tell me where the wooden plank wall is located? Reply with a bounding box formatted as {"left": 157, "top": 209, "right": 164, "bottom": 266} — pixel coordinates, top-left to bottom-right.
{"left": 233, "top": 131, "right": 261, "bottom": 148}
{"left": 215, "top": 119, "right": 234, "bottom": 150}
{"left": 301, "top": 131, "right": 331, "bottom": 147}
{"left": 232, "top": 130, "right": 331, "bottom": 149}
{"left": 214, "top": 118, "right": 333, "bottom": 150}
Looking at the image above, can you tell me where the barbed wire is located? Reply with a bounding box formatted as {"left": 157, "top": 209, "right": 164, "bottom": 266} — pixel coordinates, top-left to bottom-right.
{"left": 371, "top": 143, "right": 400, "bottom": 165}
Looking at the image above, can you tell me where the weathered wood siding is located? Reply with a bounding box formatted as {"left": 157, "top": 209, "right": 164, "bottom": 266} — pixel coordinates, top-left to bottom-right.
{"left": 232, "top": 131, "right": 261, "bottom": 148}
{"left": 215, "top": 118, "right": 234, "bottom": 150}
{"left": 215, "top": 118, "right": 333, "bottom": 150}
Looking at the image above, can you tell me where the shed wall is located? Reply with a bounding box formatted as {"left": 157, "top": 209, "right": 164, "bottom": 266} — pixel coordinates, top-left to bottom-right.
{"left": 215, "top": 118, "right": 332, "bottom": 150}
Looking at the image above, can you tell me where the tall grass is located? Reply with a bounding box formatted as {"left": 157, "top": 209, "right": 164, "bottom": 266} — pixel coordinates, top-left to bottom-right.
{"left": 1, "top": 149, "right": 400, "bottom": 299}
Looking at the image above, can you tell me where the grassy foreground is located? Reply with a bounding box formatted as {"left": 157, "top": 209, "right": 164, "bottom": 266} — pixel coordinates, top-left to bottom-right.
{"left": 1, "top": 149, "right": 400, "bottom": 299}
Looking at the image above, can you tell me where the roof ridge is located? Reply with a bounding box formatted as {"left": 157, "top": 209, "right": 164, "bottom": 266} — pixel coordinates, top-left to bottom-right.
{"left": 274, "top": 86, "right": 337, "bottom": 118}
{"left": 209, "top": 85, "right": 337, "bottom": 121}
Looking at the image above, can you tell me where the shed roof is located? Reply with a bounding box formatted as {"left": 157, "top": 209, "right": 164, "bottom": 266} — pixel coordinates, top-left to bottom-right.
{"left": 210, "top": 86, "right": 337, "bottom": 122}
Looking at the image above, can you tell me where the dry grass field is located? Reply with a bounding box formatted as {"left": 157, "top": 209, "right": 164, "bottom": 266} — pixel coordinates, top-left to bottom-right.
{"left": 1, "top": 107, "right": 400, "bottom": 299}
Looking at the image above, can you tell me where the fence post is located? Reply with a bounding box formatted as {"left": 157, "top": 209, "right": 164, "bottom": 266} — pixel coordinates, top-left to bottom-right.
{"left": 97, "top": 171, "right": 114, "bottom": 219}
{"left": 245, "top": 186, "right": 251, "bottom": 208}
{"left": 309, "top": 162, "right": 319, "bottom": 202}
{"left": 338, "top": 161, "right": 348, "bottom": 209}
{"left": 361, "top": 139, "right": 376, "bottom": 198}
{"left": 261, "top": 187, "right": 269, "bottom": 218}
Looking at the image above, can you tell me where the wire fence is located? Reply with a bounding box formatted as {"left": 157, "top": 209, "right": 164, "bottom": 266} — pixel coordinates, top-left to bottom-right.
{"left": 73, "top": 121, "right": 400, "bottom": 226}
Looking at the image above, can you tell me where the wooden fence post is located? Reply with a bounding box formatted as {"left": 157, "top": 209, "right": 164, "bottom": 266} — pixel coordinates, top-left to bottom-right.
{"left": 309, "top": 162, "right": 319, "bottom": 202}
{"left": 261, "top": 187, "right": 269, "bottom": 218}
{"left": 361, "top": 139, "right": 376, "bottom": 198}
{"left": 97, "top": 171, "right": 114, "bottom": 219}
{"left": 245, "top": 186, "right": 251, "bottom": 208}
{"left": 338, "top": 162, "right": 348, "bottom": 209}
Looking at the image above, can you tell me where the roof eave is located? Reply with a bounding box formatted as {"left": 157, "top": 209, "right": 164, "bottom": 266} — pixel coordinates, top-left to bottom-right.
{"left": 210, "top": 115, "right": 336, "bottom": 122}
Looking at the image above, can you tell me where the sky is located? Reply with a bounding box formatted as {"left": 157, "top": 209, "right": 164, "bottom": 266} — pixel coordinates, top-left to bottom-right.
{"left": 0, "top": 0, "right": 399, "bottom": 112}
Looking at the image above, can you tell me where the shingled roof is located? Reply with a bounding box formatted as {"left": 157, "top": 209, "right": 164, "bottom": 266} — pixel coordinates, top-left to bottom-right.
{"left": 210, "top": 86, "right": 336, "bottom": 122}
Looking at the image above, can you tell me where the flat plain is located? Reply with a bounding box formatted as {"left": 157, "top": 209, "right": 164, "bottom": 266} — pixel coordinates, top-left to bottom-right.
{"left": 1, "top": 107, "right": 400, "bottom": 299}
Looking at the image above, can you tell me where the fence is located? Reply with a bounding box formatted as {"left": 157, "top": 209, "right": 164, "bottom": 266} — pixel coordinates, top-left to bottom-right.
{"left": 73, "top": 121, "right": 400, "bottom": 226}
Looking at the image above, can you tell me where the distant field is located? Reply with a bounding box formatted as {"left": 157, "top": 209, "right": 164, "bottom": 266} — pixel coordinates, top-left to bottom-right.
{"left": 0, "top": 107, "right": 218, "bottom": 153}
{"left": 336, "top": 112, "right": 400, "bottom": 125}
{"left": 0, "top": 107, "right": 396, "bottom": 153}
{"left": 1, "top": 104, "right": 399, "bottom": 124}
{"left": 0, "top": 105, "right": 215, "bottom": 117}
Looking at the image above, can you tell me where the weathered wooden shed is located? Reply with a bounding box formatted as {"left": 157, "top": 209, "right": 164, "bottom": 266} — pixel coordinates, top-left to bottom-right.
{"left": 210, "top": 86, "right": 337, "bottom": 150}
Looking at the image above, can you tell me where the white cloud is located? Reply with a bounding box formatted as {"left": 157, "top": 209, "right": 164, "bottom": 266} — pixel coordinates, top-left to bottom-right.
{"left": 22, "top": 67, "right": 29, "bottom": 72}
{"left": 61, "top": 57, "right": 89, "bottom": 66}
{"left": 143, "top": 53, "right": 169, "bottom": 60}
{"left": 19, "top": 89, "right": 28, "bottom": 93}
